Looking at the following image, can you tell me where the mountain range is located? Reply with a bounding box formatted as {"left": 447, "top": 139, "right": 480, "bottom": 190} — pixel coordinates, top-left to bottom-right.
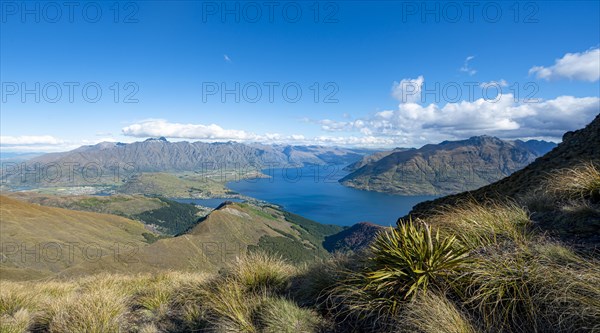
{"left": 1, "top": 140, "right": 368, "bottom": 188}
{"left": 339, "top": 137, "right": 556, "bottom": 195}
{"left": 408, "top": 114, "right": 600, "bottom": 243}
{"left": 28, "top": 139, "right": 365, "bottom": 172}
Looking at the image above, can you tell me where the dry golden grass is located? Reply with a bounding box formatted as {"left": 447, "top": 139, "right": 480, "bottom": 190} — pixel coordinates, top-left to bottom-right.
{"left": 256, "top": 297, "right": 322, "bottom": 333}
{"left": 400, "top": 292, "right": 477, "bottom": 333}
{"left": 1, "top": 198, "right": 598, "bottom": 332}
{"left": 546, "top": 161, "right": 600, "bottom": 201}
{"left": 48, "top": 288, "right": 128, "bottom": 333}
{"left": 224, "top": 251, "right": 297, "bottom": 292}
{"left": 427, "top": 200, "right": 531, "bottom": 249}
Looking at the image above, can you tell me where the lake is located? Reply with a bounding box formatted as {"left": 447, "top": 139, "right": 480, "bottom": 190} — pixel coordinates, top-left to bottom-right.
{"left": 224, "top": 165, "right": 437, "bottom": 227}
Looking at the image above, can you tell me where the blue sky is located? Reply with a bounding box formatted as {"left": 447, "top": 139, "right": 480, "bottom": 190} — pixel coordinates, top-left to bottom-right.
{"left": 1, "top": 0, "right": 599, "bottom": 152}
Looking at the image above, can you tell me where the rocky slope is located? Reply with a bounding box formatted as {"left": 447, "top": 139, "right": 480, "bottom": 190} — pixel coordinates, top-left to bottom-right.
{"left": 340, "top": 137, "right": 556, "bottom": 196}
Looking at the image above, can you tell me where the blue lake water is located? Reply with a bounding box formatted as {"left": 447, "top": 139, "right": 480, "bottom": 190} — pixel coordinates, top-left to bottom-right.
{"left": 225, "top": 166, "right": 437, "bottom": 227}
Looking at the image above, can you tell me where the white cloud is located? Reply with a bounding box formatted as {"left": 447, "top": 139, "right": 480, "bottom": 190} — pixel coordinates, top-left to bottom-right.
{"left": 391, "top": 76, "right": 424, "bottom": 103}
{"left": 529, "top": 48, "right": 600, "bottom": 82}
{"left": 480, "top": 79, "right": 508, "bottom": 89}
{"left": 0, "top": 135, "right": 64, "bottom": 145}
{"left": 460, "top": 55, "right": 477, "bottom": 76}
{"left": 120, "top": 120, "right": 394, "bottom": 147}
{"left": 122, "top": 119, "right": 257, "bottom": 140}
{"left": 224, "top": 54, "right": 231, "bottom": 62}
{"left": 0, "top": 136, "right": 130, "bottom": 153}
{"left": 317, "top": 77, "right": 599, "bottom": 146}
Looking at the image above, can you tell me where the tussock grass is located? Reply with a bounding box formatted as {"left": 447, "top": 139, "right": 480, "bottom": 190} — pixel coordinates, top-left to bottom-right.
{"left": 0, "top": 283, "right": 38, "bottom": 316}
{"left": 48, "top": 288, "right": 128, "bottom": 333}
{"left": 400, "top": 292, "right": 477, "bottom": 333}
{"left": 290, "top": 253, "right": 354, "bottom": 307}
{"left": 0, "top": 308, "right": 32, "bottom": 333}
{"left": 460, "top": 251, "right": 539, "bottom": 331}
{"left": 201, "top": 279, "right": 259, "bottom": 332}
{"left": 0, "top": 199, "right": 598, "bottom": 332}
{"left": 428, "top": 200, "right": 531, "bottom": 249}
{"left": 256, "top": 297, "right": 322, "bottom": 333}
{"left": 224, "top": 251, "right": 296, "bottom": 292}
{"left": 546, "top": 161, "right": 600, "bottom": 202}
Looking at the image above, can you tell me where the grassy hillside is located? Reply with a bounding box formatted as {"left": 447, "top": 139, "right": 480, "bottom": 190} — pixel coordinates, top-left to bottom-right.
{"left": 61, "top": 202, "right": 342, "bottom": 276}
{"left": 0, "top": 195, "right": 154, "bottom": 280}
{"left": 5, "top": 193, "right": 203, "bottom": 235}
{"left": 116, "top": 172, "right": 238, "bottom": 198}
{"left": 1, "top": 158, "right": 599, "bottom": 332}
{"left": 5, "top": 192, "right": 165, "bottom": 216}
{"left": 0, "top": 200, "right": 343, "bottom": 280}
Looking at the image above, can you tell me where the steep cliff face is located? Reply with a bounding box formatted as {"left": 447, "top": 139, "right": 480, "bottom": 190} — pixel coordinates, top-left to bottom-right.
{"left": 340, "top": 136, "right": 555, "bottom": 196}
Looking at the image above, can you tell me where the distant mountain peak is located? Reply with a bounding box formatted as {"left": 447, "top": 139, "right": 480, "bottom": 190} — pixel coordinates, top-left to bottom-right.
{"left": 466, "top": 135, "right": 503, "bottom": 143}
{"left": 340, "top": 136, "right": 557, "bottom": 196}
{"left": 144, "top": 137, "right": 169, "bottom": 142}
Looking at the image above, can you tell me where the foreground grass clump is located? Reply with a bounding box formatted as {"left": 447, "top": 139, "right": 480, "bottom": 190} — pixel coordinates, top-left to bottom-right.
{"left": 256, "top": 297, "right": 323, "bottom": 333}
{"left": 48, "top": 289, "right": 128, "bottom": 333}
{"left": 400, "top": 292, "right": 477, "bottom": 333}
{"left": 224, "top": 251, "right": 297, "bottom": 292}
{"left": 428, "top": 200, "right": 531, "bottom": 248}
{"left": 546, "top": 161, "right": 600, "bottom": 202}
{"left": 324, "top": 220, "right": 469, "bottom": 330}
{"left": 0, "top": 255, "right": 322, "bottom": 333}
{"left": 317, "top": 199, "right": 600, "bottom": 332}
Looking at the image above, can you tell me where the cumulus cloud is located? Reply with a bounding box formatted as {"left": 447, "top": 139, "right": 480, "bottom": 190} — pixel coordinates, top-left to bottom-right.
{"left": 391, "top": 76, "right": 424, "bottom": 103}
{"left": 317, "top": 77, "right": 599, "bottom": 146}
{"left": 122, "top": 120, "right": 257, "bottom": 140}
{"left": 120, "top": 119, "right": 393, "bottom": 147}
{"left": 529, "top": 48, "right": 600, "bottom": 82}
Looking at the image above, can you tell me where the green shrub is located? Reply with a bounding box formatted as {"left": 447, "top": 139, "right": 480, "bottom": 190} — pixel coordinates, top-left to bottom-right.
{"left": 327, "top": 221, "right": 469, "bottom": 330}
